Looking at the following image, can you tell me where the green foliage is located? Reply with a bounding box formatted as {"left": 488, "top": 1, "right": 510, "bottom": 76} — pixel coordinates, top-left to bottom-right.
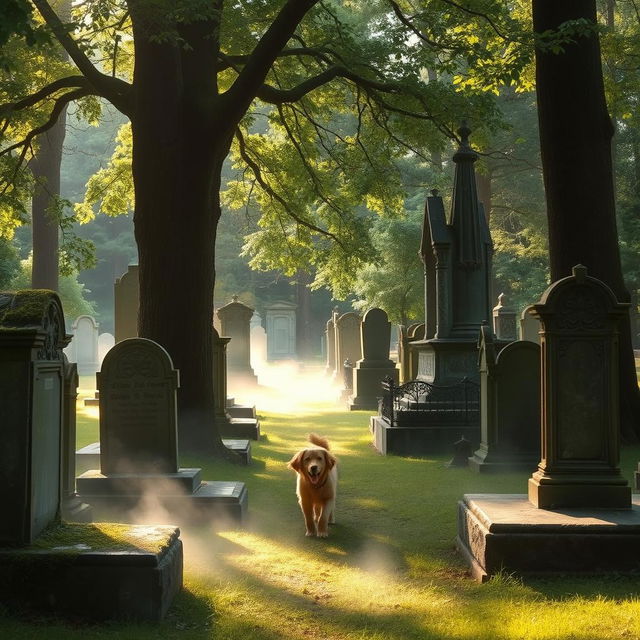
{"left": 352, "top": 212, "right": 424, "bottom": 325}
{"left": 10, "top": 256, "right": 96, "bottom": 323}
{"left": 0, "top": 237, "right": 20, "bottom": 288}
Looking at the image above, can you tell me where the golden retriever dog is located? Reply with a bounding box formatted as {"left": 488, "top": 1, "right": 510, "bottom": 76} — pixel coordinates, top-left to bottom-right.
{"left": 287, "top": 434, "right": 337, "bottom": 538}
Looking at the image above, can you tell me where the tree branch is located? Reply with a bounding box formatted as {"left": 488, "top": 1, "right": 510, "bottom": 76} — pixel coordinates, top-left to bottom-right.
{"left": 437, "top": 0, "right": 508, "bottom": 40}
{"left": 225, "top": 0, "right": 320, "bottom": 114}
{"left": 0, "top": 76, "right": 90, "bottom": 125}
{"left": 255, "top": 65, "right": 400, "bottom": 105}
{"left": 1, "top": 88, "right": 89, "bottom": 158}
{"left": 31, "top": 0, "right": 133, "bottom": 115}
{"left": 235, "top": 127, "right": 341, "bottom": 245}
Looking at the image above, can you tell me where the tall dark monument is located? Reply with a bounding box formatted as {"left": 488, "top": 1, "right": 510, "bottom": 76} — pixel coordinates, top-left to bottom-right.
{"left": 411, "top": 124, "right": 493, "bottom": 384}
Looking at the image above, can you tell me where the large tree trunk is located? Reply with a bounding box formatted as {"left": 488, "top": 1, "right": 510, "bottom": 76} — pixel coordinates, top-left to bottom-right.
{"left": 533, "top": 0, "right": 640, "bottom": 441}
{"left": 130, "top": 9, "right": 232, "bottom": 456}
{"left": 30, "top": 108, "right": 66, "bottom": 291}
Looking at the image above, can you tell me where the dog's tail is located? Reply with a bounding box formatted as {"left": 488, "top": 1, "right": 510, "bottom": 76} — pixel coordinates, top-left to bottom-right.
{"left": 308, "top": 433, "right": 330, "bottom": 450}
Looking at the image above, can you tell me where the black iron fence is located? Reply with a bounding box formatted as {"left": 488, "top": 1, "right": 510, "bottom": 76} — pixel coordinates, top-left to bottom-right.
{"left": 379, "top": 376, "right": 479, "bottom": 427}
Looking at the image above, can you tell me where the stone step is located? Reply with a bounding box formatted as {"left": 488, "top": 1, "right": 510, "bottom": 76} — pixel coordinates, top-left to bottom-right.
{"left": 227, "top": 404, "right": 256, "bottom": 419}
{"left": 219, "top": 417, "right": 260, "bottom": 440}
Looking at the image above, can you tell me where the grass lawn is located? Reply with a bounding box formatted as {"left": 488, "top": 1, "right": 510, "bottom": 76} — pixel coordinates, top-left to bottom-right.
{"left": 2, "top": 369, "right": 640, "bottom": 639}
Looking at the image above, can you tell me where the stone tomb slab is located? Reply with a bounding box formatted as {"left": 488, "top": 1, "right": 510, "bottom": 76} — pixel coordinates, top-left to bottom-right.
{"left": 227, "top": 403, "right": 257, "bottom": 419}
{"left": 77, "top": 439, "right": 252, "bottom": 473}
{"left": 220, "top": 417, "right": 261, "bottom": 440}
{"left": 457, "top": 494, "right": 640, "bottom": 582}
{"left": 370, "top": 415, "right": 479, "bottom": 456}
{"left": 0, "top": 524, "right": 182, "bottom": 621}
{"left": 84, "top": 481, "right": 248, "bottom": 526}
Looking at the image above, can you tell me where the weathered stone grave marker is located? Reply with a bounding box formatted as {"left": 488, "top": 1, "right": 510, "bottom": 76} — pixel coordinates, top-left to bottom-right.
{"left": 265, "top": 300, "right": 297, "bottom": 360}
{"left": 350, "top": 308, "right": 399, "bottom": 410}
{"left": 468, "top": 325, "right": 540, "bottom": 473}
{"left": 216, "top": 296, "right": 258, "bottom": 385}
{"left": 77, "top": 338, "right": 248, "bottom": 522}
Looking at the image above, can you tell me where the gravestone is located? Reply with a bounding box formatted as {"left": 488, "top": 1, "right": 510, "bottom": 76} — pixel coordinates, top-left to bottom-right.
{"left": 492, "top": 293, "right": 517, "bottom": 342}
{"left": 98, "top": 332, "right": 115, "bottom": 364}
{"left": 457, "top": 266, "right": 640, "bottom": 582}
{"left": 0, "top": 291, "right": 181, "bottom": 621}
{"left": 65, "top": 315, "right": 100, "bottom": 375}
{"left": 468, "top": 325, "right": 540, "bottom": 473}
{"left": 407, "top": 322, "right": 425, "bottom": 381}
{"left": 325, "top": 316, "right": 336, "bottom": 377}
{"left": 216, "top": 296, "right": 257, "bottom": 384}
{"left": 213, "top": 327, "right": 259, "bottom": 446}
{"left": 335, "top": 312, "right": 362, "bottom": 398}
{"left": 519, "top": 304, "right": 541, "bottom": 343}
{"left": 0, "top": 290, "right": 68, "bottom": 544}
{"left": 397, "top": 325, "right": 409, "bottom": 383}
{"left": 528, "top": 265, "right": 630, "bottom": 509}
{"left": 265, "top": 301, "right": 297, "bottom": 360}
{"left": 114, "top": 265, "right": 139, "bottom": 343}
{"left": 350, "top": 308, "right": 399, "bottom": 410}
{"left": 76, "top": 338, "right": 248, "bottom": 522}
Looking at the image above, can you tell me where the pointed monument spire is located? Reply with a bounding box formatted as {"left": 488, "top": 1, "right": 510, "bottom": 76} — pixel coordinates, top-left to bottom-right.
{"left": 450, "top": 122, "right": 482, "bottom": 268}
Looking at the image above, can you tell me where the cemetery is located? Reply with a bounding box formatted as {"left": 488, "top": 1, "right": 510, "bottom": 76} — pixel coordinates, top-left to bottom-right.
{"left": 4, "top": 1, "right": 640, "bottom": 638}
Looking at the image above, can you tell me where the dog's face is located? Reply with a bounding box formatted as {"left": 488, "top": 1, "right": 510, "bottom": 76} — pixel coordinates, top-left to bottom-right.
{"left": 288, "top": 447, "right": 335, "bottom": 486}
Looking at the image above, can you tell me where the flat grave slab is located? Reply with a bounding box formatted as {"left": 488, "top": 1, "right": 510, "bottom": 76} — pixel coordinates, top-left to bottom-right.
{"left": 457, "top": 493, "right": 640, "bottom": 582}
{"left": 0, "top": 523, "right": 182, "bottom": 621}
{"left": 82, "top": 481, "right": 248, "bottom": 526}
{"left": 220, "top": 417, "right": 261, "bottom": 440}
{"left": 227, "top": 404, "right": 256, "bottom": 419}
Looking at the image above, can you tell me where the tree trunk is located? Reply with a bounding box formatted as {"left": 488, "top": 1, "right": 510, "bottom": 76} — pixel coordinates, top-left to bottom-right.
{"left": 130, "top": 10, "right": 232, "bottom": 456}
{"left": 533, "top": 0, "right": 640, "bottom": 441}
{"left": 30, "top": 107, "right": 66, "bottom": 291}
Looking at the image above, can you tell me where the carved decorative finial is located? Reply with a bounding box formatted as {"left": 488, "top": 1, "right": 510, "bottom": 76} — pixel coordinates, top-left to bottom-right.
{"left": 232, "top": 294, "right": 239, "bottom": 303}
{"left": 457, "top": 121, "right": 471, "bottom": 147}
{"left": 572, "top": 264, "right": 587, "bottom": 282}
{"left": 431, "top": 188, "right": 440, "bottom": 197}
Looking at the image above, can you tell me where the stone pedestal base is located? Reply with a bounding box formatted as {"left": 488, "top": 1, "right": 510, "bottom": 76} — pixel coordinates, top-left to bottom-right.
{"left": 370, "top": 415, "right": 479, "bottom": 456}
{"left": 528, "top": 472, "right": 631, "bottom": 509}
{"left": 409, "top": 338, "right": 479, "bottom": 384}
{"left": 0, "top": 525, "right": 182, "bottom": 621}
{"left": 350, "top": 365, "right": 398, "bottom": 411}
{"left": 468, "top": 447, "right": 539, "bottom": 474}
{"left": 457, "top": 494, "right": 640, "bottom": 582}
{"left": 84, "top": 390, "right": 99, "bottom": 406}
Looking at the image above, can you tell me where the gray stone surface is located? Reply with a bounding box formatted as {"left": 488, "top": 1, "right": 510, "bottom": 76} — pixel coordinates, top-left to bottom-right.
{"left": 98, "top": 338, "right": 179, "bottom": 475}
{"left": 265, "top": 300, "right": 297, "bottom": 360}
{"left": 335, "top": 311, "right": 361, "bottom": 397}
{"left": 469, "top": 326, "right": 540, "bottom": 473}
{"left": 114, "top": 265, "right": 139, "bottom": 343}
{"left": 0, "top": 290, "right": 68, "bottom": 545}
{"left": 457, "top": 494, "right": 640, "bottom": 582}
{"left": 216, "top": 296, "right": 257, "bottom": 383}
{"left": 325, "top": 316, "right": 336, "bottom": 377}
{"left": 528, "top": 265, "right": 630, "bottom": 509}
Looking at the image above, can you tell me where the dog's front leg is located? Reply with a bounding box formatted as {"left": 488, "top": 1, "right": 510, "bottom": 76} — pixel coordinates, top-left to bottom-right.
{"left": 317, "top": 498, "right": 335, "bottom": 538}
{"left": 300, "top": 500, "right": 316, "bottom": 537}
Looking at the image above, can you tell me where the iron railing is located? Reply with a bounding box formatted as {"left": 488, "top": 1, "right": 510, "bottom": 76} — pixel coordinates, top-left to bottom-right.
{"left": 379, "top": 376, "right": 479, "bottom": 427}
